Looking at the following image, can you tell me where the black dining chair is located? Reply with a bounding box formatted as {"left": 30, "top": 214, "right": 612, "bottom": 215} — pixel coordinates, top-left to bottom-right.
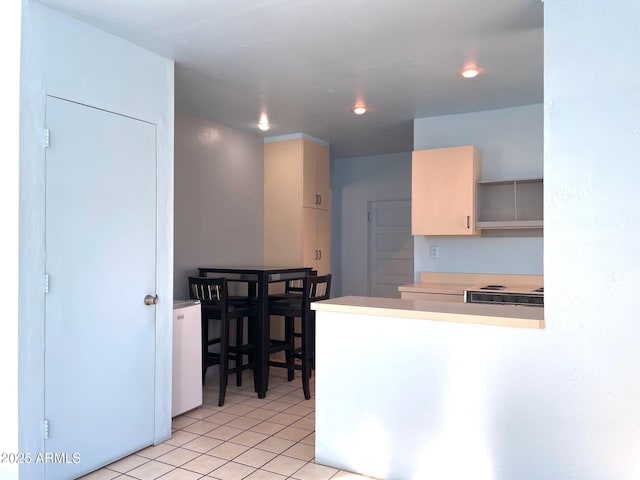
{"left": 187, "top": 276, "right": 257, "bottom": 406}
{"left": 268, "top": 274, "right": 331, "bottom": 400}
{"left": 267, "top": 270, "right": 317, "bottom": 303}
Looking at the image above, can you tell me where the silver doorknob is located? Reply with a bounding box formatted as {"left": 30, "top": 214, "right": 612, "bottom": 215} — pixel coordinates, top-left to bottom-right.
{"left": 144, "top": 294, "right": 159, "bottom": 305}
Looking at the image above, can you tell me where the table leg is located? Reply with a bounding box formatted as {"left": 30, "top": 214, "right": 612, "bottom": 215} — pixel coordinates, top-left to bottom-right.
{"left": 256, "top": 273, "right": 269, "bottom": 398}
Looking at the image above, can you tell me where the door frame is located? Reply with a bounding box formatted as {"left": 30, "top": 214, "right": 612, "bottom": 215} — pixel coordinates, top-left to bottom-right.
{"left": 18, "top": 91, "right": 173, "bottom": 478}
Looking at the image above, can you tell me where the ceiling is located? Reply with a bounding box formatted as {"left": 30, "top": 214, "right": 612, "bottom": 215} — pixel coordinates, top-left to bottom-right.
{"left": 36, "top": 0, "right": 543, "bottom": 158}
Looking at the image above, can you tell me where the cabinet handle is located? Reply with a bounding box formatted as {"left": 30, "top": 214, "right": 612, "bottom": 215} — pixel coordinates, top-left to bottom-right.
{"left": 318, "top": 194, "right": 322, "bottom": 205}
{"left": 315, "top": 194, "right": 319, "bottom": 205}
{"left": 466, "top": 216, "right": 470, "bottom": 229}
{"left": 318, "top": 249, "right": 322, "bottom": 260}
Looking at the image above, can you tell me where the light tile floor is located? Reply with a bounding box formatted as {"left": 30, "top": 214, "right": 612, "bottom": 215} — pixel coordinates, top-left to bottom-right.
{"left": 79, "top": 369, "right": 377, "bottom": 480}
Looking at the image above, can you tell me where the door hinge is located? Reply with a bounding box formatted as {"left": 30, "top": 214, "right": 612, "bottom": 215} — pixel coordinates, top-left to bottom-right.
{"left": 44, "top": 273, "right": 50, "bottom": 294}
{"left": 43, "top": 419, "right": 49, "bottom": 439}
{"left": 45, "top": 128, "right": 50, "bottom": 148}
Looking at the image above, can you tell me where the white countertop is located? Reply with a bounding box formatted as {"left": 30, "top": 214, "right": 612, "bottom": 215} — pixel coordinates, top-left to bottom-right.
{"left": 173, "top": 299, "right": 200, "bottom": 309}
{"left": 312, "top": 295, "right": 545, "bottom": 329}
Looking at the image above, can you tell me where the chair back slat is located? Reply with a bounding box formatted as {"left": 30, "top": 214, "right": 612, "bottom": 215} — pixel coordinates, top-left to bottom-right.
{"left": 285, "top": 278, "right": 304, "bottom": 293}
{"left": 188, "top": 276, "right": 227, "bottom": 303}
{"left": 305, "top": 274, "right": 332, "bottom": 306}
{"left": 283, "top": 270, "right": 317, "bottom": 295}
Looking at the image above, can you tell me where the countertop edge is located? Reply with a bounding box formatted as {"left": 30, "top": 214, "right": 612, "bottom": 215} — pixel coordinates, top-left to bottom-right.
{"left": 312, "top": 296, "right": 545, "bottom": 329}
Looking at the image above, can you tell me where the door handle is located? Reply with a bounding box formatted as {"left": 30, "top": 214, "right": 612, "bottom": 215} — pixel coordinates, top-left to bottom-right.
{"left": 144, "top": 294, "right": 159, "bottom": 305}
{"left": 466, "top": 216, "right": 470, "bottom": 229}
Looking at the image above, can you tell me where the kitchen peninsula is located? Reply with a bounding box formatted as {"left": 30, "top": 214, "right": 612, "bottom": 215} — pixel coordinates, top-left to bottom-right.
{"left": 311, "top": 293, "right": 544, "bottom": 479}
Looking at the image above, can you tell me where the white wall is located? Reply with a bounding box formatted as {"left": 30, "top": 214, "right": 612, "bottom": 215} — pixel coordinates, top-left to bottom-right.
{"left": 0, "top": 2, "right": 22, "bottom": 479}
{"left": 317, "top": 3, "right": 640, "bottom": 479}
{"left": 19, "top": 2, "right": 174, "bottom": 477}
{"left": 174, "top": 113, "right": 264, "bottom": 299}
{"left": 542, "top": 0, "right": 640, "bottom": 477}
{"left": 331, "top": 152, "right": 412, "bottom": 296}
{"left": 315, "top": 308, "right": 550, "bottom": 480}
{"left": 413, "top": 104, "right": 543, "bottom": 277}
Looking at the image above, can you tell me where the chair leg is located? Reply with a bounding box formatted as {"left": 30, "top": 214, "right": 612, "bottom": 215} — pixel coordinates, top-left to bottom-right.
{"left": 301, "top": 314, "right": 311, "bottom": 400}
{"left": 310, "top": 314, "right": 316, "bottom": 372}
{"left": 235, "top": 316, "right": 243, "bottom": 387}
{"left": 219, "top": 317, "right": 229, "bottom": 407}
{"left": 249, "top": 314, "right": 258, "bottom": 393}
{"left": 285, "top": 316, "right": 295, "bottom": 382}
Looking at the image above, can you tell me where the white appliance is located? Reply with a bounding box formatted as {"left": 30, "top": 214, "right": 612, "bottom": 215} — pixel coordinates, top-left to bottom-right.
{"left": 172, "top": 300, "right": 203, "bottom": 417}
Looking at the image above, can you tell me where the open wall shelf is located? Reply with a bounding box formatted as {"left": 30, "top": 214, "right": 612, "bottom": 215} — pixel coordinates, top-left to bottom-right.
{"left": 476, "top": 178, "right": 543, "bottom": 229}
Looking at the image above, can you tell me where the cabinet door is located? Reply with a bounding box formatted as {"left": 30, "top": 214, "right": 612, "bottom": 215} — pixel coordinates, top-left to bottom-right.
{"left": 302, "top": 139, "right": 330, "bottom": 209}
{"left": 302, "top": 207, "right": 331, "bottom": 274}
{"left": 314, "top": 143, "right": 330, "bottom": 210}
{"left": 302, "top": 207, "right": 319, "bottom": 270}
{"left": 412, "top": 146, "right": 479, "bottom": 235}
{"left": 315, "top": 208, "right": 330, "bottom": 274}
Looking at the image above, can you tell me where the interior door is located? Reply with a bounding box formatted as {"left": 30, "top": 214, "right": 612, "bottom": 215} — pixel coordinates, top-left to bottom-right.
{"left": 44, "top": 96, "right": 157, "bottom": 479}
{"left": 368, "top": 200, "right": 414, "bottom": 297}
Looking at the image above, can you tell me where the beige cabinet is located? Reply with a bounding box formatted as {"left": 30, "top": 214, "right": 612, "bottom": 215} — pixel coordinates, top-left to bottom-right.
{"left": 264, "top": 137, "right": 330, "bottom": 274}
{"left": 302, "top": 207, "right": 330, "bottom": 274}
{"left": 411, "top": 145, "right": 480, "bottom": 235}
{"left": 302, "top": 140, "right": 330, "bottom": 209}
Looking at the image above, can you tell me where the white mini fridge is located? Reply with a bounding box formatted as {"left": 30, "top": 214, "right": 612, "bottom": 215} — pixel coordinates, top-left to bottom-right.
{"left": 172, "top": 300, "right": 203, "bottom": 417}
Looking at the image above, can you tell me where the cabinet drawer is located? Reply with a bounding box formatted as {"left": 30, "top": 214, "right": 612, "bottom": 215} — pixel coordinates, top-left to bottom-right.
{"left": 400, "top": 292, "right": 463, "bottom": 302}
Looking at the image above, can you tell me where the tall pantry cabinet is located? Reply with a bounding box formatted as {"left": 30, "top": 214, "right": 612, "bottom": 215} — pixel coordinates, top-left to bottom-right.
{"left": 264, "top": 137, "right": 330, "bottom": 275}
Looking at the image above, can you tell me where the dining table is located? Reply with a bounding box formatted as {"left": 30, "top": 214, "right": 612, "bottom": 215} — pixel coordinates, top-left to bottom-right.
{"left": 197, "top": 265, "right": 314, "bottom": 399}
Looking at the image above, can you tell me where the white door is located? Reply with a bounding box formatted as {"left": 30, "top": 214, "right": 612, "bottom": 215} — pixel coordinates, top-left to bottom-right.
{"left": 44, "top": 96, "right": 157, "bottom": 479}
{"left": 368, "top": 200, "right": 414, "bottom": 298}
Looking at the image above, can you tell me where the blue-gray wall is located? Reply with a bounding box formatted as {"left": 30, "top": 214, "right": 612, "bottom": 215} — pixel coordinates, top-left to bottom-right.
{"left": 331, "top": 152, "right": 411, "bottom": 296}
{"left": 1, "top": 3, "right": 21, "bottom": 477}
{"left": 174, "top": 113, "right": 264, "bottom": 300}
{"left": 413, "top": 104, "right": 543, "bottom": 278}
{"left": 18, "top": 2, "right": 175, "bottom": 476}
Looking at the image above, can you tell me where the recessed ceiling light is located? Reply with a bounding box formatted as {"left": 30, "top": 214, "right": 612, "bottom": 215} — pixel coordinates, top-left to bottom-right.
{"left": 352, "top": 105, "right": 367, "bottom": 115}
{"left": 257, "top": 113, "right": 270, "bottom": 131}
{"left": 458, "top": 66, "right": 483, "bottom": 79}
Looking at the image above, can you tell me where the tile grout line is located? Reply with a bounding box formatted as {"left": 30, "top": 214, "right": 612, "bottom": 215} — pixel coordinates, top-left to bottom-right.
{"left": 88, "top": 370, "right": 372, "bottom": 480}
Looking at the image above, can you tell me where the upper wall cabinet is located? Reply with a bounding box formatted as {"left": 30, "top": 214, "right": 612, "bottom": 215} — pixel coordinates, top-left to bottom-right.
{"left": 476, "top": 178, "right": 543, "bottom": 229}
{"left": 302, "top": 139, "right": 330, "bottom": 209}
{"left": 264, "top": 138, "right": 329, "bottom": 210}
{"left": 412, "top": 146, "right": 480, "bottom": 236}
